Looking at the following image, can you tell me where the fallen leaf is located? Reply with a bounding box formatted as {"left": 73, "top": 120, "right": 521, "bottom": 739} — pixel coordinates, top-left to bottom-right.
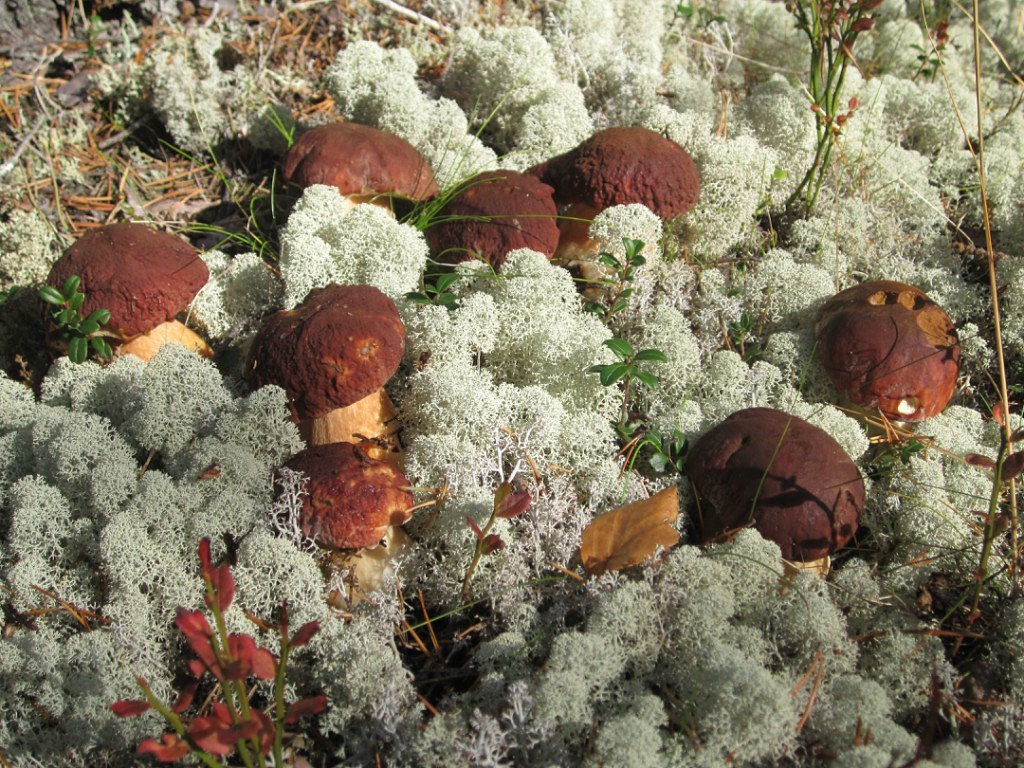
{"left": 580, "top": 486, "right": 680, "bottom": 576}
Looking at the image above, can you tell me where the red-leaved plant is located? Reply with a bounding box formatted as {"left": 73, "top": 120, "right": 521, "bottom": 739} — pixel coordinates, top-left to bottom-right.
{"left": 111, "top": 538, "right": 327, "bottom": 766}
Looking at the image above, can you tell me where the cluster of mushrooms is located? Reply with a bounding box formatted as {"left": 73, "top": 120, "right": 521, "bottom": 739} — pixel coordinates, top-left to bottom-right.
{"left": 40, "top": 118, "right": 963, "bottom": 582}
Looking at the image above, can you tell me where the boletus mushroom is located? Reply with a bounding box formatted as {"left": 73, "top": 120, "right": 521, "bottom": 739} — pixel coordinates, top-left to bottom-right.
{"left": 425, "top": 170, "right": 559, "bottom": 268}
{"left": 685, "top": 407, "right": 864, "bottom": 571}
{"left": 245, "top": 283, "right": 405, "bottom": 454}
{"left": 530, "top": 126, "right": 700, "bottom": 260}
{"left": 815, "top": 280, "right": 960, "bottom": 421}
{"left": 282, "top": 441, "right": 415, "bottom": 606}
{"left": 44, "top": 222, "right": 211, "bottom": 362}
{"left": 282, "top": 122, "right": 438, "bottom": 214}
{"left": 282, "top": 441, "right": 414, "bottom": 550}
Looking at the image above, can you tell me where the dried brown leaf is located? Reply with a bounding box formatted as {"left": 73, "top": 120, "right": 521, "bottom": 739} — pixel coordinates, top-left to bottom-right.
{"left": 580, "top": 486, "right": 680, "bottom": 576}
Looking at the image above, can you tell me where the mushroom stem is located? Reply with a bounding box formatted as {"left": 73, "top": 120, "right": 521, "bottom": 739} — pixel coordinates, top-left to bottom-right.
{"left": 301, "top": 388, "right": 400, "bottom": 449}
{"left": 115, "top": 320, "right": 213, "bottom": 362}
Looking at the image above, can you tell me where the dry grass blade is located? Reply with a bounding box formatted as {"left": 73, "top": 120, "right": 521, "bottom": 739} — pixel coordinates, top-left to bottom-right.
{"left": 580, "top": 485, "right": 680, "bottom": 576}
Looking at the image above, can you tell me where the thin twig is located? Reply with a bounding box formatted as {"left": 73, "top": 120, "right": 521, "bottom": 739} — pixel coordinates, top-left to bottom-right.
{"left": 369, "top": 0, "right": 452, "bottom": 34}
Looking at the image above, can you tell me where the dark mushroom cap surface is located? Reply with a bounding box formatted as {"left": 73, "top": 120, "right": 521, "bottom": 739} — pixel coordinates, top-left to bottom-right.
{"left": 246, "top": 284, "right": 406, "bottom": 420}
{"left": 426, "top": 170, "right": 559, "bottom": 268}
{"left": 815, "top": 280, "right": 960, "bottom": 421}
{"left": 283, "top": 441, "right": 414, "bottom": 550}
{"left": 531, "top": 126, "right": 700, "bottom": 219}
{"left": 46, "top": 222, "right": 208, "bottom": 338}
{"left": 685, "top": 407, "right": 864, "bottom": 562}
{"left": 282, "top": 122, "right": 439, "bottom": 202}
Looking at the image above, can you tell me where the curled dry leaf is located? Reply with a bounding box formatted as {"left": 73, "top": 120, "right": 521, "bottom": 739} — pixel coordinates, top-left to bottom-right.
{"left": 580, "top": 486, "right": 680, "bottom": 577}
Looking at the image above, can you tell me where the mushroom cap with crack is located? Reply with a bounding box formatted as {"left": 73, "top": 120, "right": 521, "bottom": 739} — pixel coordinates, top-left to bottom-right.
{"left": 815, "top": 280, "right": 960, "bottom": 421}
{"left": 425, "top": 170, "right": 559, "bottom": 267}
{"left": 282, "top": 441, "right": 414, "bottom": 550}
{"left": 530, "top": 126, "right": 700, "bottom": 219}
{"left": 245, "top": 283, "right": 406, "bottom": 421}
{"left": 45, "top": 222, "right": 209, "bottom": 339}
{"left": 685, "top": 407, "right": 864, "bottom": 562}
{"left": 282, "top": 121, "right": 439, "bottom": 202}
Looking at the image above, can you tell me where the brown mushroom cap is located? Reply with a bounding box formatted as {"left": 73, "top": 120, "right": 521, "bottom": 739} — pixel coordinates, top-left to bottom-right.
{"left": 245, "top": 283, "right": 406, "bottom": 421}
{"left": 282, "top": 122, "right": 439, "bottom": 202}
{"left": 425, "top": 170, "right": 559, "bottom": 268}
{"left": 531, "top": 126, "right": 700, "bottom": 219}
{"left": 283, "top": 442, "right": 414, "bottom": 550}
{"left": 815, "top": 281, "right": 960, "bottom": 422}
{"left": 45, "top": 222, "right": 209, "bottom": 339}
{"left": 685, "top": 407, "right": 864, "bottom": 562}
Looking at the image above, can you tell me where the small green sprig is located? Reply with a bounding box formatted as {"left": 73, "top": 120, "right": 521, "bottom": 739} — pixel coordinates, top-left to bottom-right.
{"left": 589, "top": 338, "right": 668, "bottom": 430}
{"left": 583, "top": 237, "right": 647, "bottom": 322}
{"left": 38, "top": 275, "right": 114, "bottom": 363}
{"left": 406, "top": 272, "right": 462, "bottom": 310}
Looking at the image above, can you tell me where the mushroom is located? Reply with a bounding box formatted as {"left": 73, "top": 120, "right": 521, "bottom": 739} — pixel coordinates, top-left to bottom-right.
{"left": 282, "top": 122, "right": 439, "bottom": 214}
{"left": 815, "top": 280, "right": 960, "bottom": 422}
{"left": 245, "top": 283, "right": 405, "bottom": 454}
{"left": 425, "top": 170, "right": 559, "bottom": 268}
{"left": 282, "top": 441, "right": 414, "bottom": 550}
{"left": 282, "top": 441, "right": 415, "bottom": 607}
{"left": 685, "top": 407, "right": 864, "bottom": 570}
{"left": 44, "top": 222, "right": 211, "bottom": 362}
{"left": 530, "top": 126, "right": 700, "bottom": 260}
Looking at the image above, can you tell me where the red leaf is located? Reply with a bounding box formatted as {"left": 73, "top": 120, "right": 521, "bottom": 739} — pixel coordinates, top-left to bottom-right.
{"left": 207, "top": 564, "right": 235, "bottom": 613}
{"left": 466, "top": 515, "right": 484, "bottom": 540}
{"left": 187, "top": 704, "right": 236, "bottom": 756}
{"left": 482, "top": 534, "right": 505, "bottom": 554}
{"left": 290, "top": 620, "right": 320, "bottom": 649}
{"left": 285, "top": 695, "right": 329, "bottom": 724}
{"left": 1004, "top": 451, "right": 1024, "bottom": 481}
{"left": 495, "top": 487, "right": 531, "bottom": 519}
{"left": 137, "top": 733, "right": 191, "bottom": 762}
{"left": 994, "top": 401, "right": 1010, "bottom": 426}
{"left": 249, "top": 646, "right": 278, "bottom": 680}
{"left": 965, "top": 453, "right": 997, "bottom": 469}
{"left": 851, "top": 17, "right": 874, "bottom": 32}
{"left": 174, "top": 608, "right": 217, "bottom": 671}
{"left": 110, "top": 699, "right": 151, "bottom": 717}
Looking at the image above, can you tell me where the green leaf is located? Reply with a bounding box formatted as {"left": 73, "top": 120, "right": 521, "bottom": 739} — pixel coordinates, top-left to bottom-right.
{"left": 91, "top": 337, "right": 113, "bottom": 361}
{"left": 598, "top": 253, "right": 622, "bottom": 270}
{"left": 38, "top": 285, "right": 65, "bottom": 305}
{"left": 604, "top": 338, "right": 634, "bottom": 360}
{"left": 633, "top": 370, "right": 660, "bottom": 390}
{"left": 67, "top": 336, "right": 88, "bottom": 364}
{"left": 633, "top": 348, "right": 669, "bottom": 363}
{"left": 62, "top": 275, "right": 80, "bottom": 296}
{"left": 405, "top": 292, "right": 431, "bottom": 305}
{"left": 54, "top": 308, "right": 75, "bottom": 326}
{"left": 599, "top": 363, "right": 629, "bottom": 386}
{"left": 90, "top": 308, "right": 111, "bottom": 326}
{"left": 68, "top": 292, "right": 85, "bottom": 312}
{"left": 80, "top": 317, "right": 100, "bottom": 335}
{"left": 435, "top": 272, "right": 461, "bottom": 292}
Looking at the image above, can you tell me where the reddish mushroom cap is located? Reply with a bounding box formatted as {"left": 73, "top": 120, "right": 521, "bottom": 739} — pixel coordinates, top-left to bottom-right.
{"left": 815, "top": 281, "right": 960, "bottom": 421}
{"left": 283, "top": 122, "right": 439, "bottom": 202}
{"left": 685, "top": 407, "right": 864, "bottom": 562}
{"left": 246, "top": 284, "right": 406, "bottom": 421}
{"left": 283, "top": 442, "right": 414, "bottom": 550}
{"left": 425, "top": 170, "right": 559, "bottom": 268}
{"left": 45, "top": 222, "right": 209, "bottom": 339}
{"left": 531, "top": 126, "right": 700, "bottom": 219}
